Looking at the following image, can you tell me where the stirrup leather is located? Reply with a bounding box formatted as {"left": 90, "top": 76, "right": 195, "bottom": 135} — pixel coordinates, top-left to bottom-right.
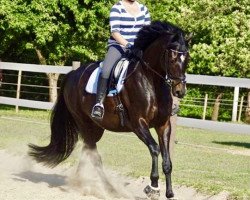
{"left": 91, "top": 103, "right": 105, "bottom": 120}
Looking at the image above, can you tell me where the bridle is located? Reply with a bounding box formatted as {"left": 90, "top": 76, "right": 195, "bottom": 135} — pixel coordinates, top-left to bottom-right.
{"left": 136, "top": 48, "right": 188, "bottom": 87}
{"left": 163, "top": 49, "right": 188, "bottom": 86}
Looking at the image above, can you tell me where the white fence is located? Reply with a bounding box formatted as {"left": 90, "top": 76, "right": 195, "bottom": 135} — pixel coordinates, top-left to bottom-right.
{"left": 0, "top": 61, "right": 249, "bottom": 134}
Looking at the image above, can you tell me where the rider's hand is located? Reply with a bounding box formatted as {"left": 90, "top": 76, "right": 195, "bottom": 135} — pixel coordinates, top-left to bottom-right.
{"left": 125, "top": 43, "right": 132, "bottom": 50}
{"left": 125, "top": 43, "right": 133, "bottom": 56}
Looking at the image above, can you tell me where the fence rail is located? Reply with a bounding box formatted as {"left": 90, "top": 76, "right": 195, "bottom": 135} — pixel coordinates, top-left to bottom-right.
{"left": 0, "top": 61, "right": 249, "bottom": 134}
{"left": 0, "top": 62, "right": 73, "bottom": 74}
{"left": 0, "top": 96, "right": 53, "bottom": 110}
{"left": 186, "top": 74, "right": 250, "bottom": 88}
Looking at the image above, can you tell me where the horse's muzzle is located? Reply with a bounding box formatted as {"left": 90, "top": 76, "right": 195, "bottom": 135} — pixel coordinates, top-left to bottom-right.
{"left": 172, "top": 83, "right": 186, "bottom": 98}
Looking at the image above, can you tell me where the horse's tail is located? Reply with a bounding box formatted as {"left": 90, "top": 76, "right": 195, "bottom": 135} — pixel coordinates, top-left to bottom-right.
{"left": 28, "top": 74, "right": 78, "bottom": 167}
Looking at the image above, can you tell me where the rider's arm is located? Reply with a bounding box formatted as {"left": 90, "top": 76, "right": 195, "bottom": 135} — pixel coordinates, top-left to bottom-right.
{"left": 144, "top": 6, "right": 151, "bottom": 25}
{"left": 111, "top": 31, "right": 129, "bottom": 47}
{"left": 109, "top": 5, "right": 130, "bottom": 47}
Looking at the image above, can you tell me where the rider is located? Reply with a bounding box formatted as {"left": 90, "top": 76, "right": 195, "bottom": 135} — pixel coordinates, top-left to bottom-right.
{"left": 91, "top": 0, "right": 151, "bottom": 120}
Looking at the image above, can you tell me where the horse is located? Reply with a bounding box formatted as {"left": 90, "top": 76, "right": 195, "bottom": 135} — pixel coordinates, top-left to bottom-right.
{"left": 29, "top": 21, "right": 190, "bottom": 199}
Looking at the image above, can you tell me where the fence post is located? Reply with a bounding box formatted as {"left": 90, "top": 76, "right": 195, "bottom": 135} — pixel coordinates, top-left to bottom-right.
{"left": 202, "top": 93, "right": 208, "bottom": 120}
{"left": 72, "top": 61, "right": 81, "bottom": 70}
{"left": 232, "top": 86, "right": 239, "bottom": 122}
{"left": 16, "top": 70, "right": 22, "bottom": 113}
{"left": 238, "top": 95, "right": 244, "bottom": 122}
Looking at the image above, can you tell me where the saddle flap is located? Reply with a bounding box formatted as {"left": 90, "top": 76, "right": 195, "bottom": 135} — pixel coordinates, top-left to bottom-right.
{"left": 114, "top": 58, "right": 128, "bottom": 80}
{"left": 85, "top": 59, "right": 129, "bottom": 96}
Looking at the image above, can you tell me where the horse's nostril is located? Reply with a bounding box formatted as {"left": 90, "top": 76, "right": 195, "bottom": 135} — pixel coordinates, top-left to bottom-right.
{"left": 175, "top": 90, "right": 185, "bottom": 98}
{"left": 177, "top": 92, "right": 181, "bottom": 98}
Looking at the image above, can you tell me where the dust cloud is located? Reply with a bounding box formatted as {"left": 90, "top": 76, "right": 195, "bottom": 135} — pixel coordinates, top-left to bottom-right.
{"left": 0, "top": 149, "right": 137, "bottom": 200}
{"left": 0, "top": 150, "right": 34, "bottom": 175}
{"left": 0, "top": 150, "right": 230, "bottom": 200}
{"left": 67, "top": 147, "right": 135, "bottom": 199}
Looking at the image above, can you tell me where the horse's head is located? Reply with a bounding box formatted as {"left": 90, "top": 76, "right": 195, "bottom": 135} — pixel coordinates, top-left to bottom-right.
{"left": 134, "top": 21, "right": 191, "bottom": 99}
{"left": 162, "top": 33, "right": 191, "bottom": 98}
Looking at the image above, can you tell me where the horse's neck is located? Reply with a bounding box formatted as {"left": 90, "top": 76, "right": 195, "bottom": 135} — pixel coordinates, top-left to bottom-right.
{"left": 138, "top": 39, "right": 165, "bottom": 85}
{"left": 139, "top": 38, "right": 172, "bottom": 102}
{"left": 143, "top": 39, "right": 165, "bottom": 75}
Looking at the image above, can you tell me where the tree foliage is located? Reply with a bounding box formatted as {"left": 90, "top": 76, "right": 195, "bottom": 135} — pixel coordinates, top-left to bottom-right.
{"left": 0, "top": 0, "right": 249, "bottom": 121}
{"left": 0, "top": 0, "right": 249, "bottom": 78}
{"left": 0, "top": 0, "right": 113, "bottom": 65}
{"left": 146, "top": 0, "right": 250, "bottom": 78}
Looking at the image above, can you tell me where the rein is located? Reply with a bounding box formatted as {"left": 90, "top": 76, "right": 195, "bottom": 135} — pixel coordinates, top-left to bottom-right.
{"left": 140, "top": 59, "right": 170, "bottom": 85}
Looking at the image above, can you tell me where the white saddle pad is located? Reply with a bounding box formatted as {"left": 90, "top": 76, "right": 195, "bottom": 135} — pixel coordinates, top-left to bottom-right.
{"left": 85, "top": 59, "right": 129, "bottom": 96}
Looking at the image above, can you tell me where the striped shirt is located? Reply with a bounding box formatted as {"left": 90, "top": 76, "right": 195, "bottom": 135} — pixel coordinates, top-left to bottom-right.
{"left": 108, "top": 1, "right": 151, "bottom": 46}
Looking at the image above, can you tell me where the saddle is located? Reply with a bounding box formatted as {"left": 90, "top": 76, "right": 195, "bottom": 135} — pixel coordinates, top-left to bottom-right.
{"left": 85, "top": 58, "right": 129, "bottom": 96}
{"left": 85, "top": 50, "right": 142, "bottom": 126}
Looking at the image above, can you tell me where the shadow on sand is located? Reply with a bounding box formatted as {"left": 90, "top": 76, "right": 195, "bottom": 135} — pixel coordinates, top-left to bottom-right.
{"left": 13, "top": 171, "right": 66, "bottom": 188}
{"left": 212, "top": 141, "right": 250, "bottom": 149}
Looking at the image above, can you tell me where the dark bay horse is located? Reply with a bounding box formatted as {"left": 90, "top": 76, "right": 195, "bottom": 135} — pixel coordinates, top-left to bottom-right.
{"left": 29, "top": 21, "right": 190, "bottom": 199}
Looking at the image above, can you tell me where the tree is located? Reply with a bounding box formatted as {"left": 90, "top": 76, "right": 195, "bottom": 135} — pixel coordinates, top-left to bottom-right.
{"left": 147, "top": 0, "right": 250, "bottom": 122}
{"left": 211, "top": 93, "right": 223, "bottom": 121}
{"left": 0, "top": 0, "right": 113, "bottom": 101}
{"left": 246, "top": 91, "right": 250, "bottom": 124}
{"left": 147, "top": 0, "right": 250, "bottom": 78}
{"left": 0, "top": 0, "right": 249, "bottom": 109}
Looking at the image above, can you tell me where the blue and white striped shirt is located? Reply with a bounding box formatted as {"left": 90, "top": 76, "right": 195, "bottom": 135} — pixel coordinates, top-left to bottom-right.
{"left": 108, "top": 1, "right": 151, "bottom": 46}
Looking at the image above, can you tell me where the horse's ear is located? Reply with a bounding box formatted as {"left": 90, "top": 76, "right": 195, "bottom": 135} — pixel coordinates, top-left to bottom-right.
{"left": 185, "top": 32, "right": 193, "bottom": 45}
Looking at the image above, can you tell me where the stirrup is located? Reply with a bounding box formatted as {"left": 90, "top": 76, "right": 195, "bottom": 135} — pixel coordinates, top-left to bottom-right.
{"left": 91, "top": 103, "right": 105, "bottom": 120}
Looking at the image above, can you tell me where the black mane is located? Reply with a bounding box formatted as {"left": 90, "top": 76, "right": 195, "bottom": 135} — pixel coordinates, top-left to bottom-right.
{"left": 134, "top": 21, "right": 185, "bottom": 51}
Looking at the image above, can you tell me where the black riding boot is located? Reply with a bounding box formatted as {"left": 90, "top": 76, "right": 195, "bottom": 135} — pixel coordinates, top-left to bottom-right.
{"left": 91, "top": 76, "right": 108, "bottom": 120}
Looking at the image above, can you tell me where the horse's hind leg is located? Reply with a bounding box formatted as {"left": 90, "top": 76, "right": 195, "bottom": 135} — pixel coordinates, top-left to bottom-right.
{"left": 76, "top": 115, "right": 104, "bottom": 171}
{"left": 79, "top": 143, "right": 119, "bottom": 195}
{"left": 75, "top": 116, "right": 118, "bottom": 196}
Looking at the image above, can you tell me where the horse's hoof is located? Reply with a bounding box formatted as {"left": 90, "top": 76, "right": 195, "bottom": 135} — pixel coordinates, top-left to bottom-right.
{"left": 143, "top": 185, "right": 160, "bottom": 200}
{"left": 166, "top": 190, "right": 176, "bottom": 199}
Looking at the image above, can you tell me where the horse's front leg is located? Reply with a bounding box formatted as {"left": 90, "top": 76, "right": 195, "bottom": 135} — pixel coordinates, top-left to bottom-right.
{"left": 133, "top": 124, "right": 161, "bottom": 199}
{"left": 155, "top": 120, "right": 174, "bottom": 199}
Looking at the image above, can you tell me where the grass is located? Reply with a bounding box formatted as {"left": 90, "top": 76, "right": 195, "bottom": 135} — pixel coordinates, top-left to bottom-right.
{"left": 99, "top": 130, "right": 250, "bottom": 200}
{"left": 0, "top": 105, "right": 51, "bottom": 121}
{"left": 0, "top": 105, "right": 250, "bottom": 199}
